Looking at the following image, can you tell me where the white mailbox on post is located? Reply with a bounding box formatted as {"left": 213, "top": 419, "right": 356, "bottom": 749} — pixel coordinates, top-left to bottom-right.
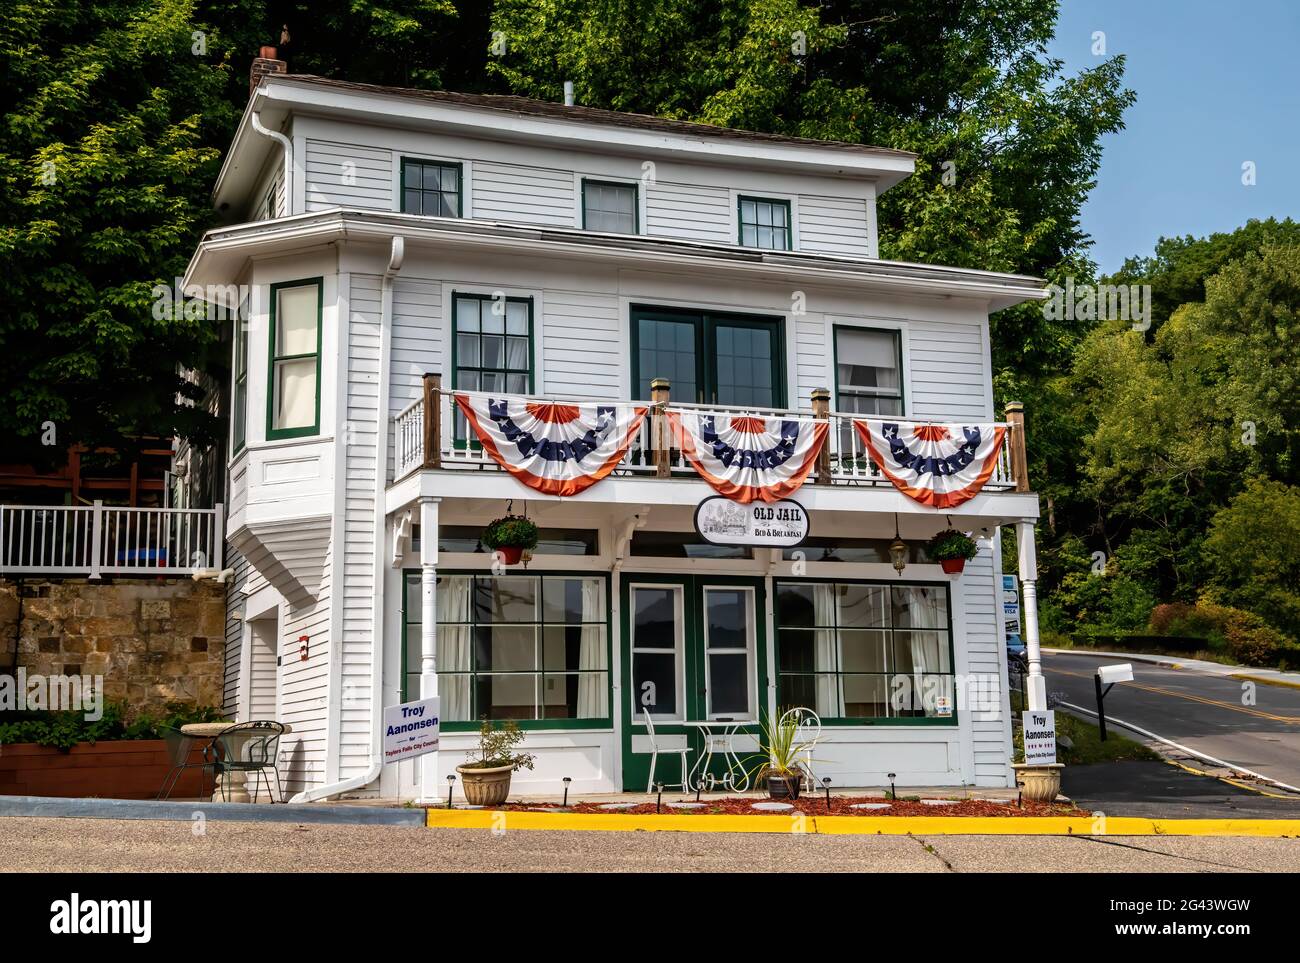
{"left": 1094, "top": 663, "right": 1133, "bottom": 740}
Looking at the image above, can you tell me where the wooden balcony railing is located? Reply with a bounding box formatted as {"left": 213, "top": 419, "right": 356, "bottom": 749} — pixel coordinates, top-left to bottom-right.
{"left": 391, "top": 373, "right": 1030, "bottom": 492}
{"left": 0, "top": 503, "right": 224, "bottom": 577}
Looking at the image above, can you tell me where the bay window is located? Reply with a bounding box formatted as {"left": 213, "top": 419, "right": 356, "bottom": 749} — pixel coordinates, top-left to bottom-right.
{"left": 267, "top": 278, "right": 322, "bottom": 438}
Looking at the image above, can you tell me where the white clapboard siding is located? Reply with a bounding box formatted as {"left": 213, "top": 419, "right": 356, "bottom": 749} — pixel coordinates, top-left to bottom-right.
{"left": 247, "top": 619, "right": 278, "bottom": 719}
{"left": 798, "top": 195, "right": 870, "bottom": 257}
{"left": 277, "top": 569, "right": 331, "bottom": 794}
{"left": 339, "top": 273, "right": 384, "bottom": 779}
{"left": 962, "top": 550, "right": 1011, "bottom": 785}
{"left": 250, "top": 159, "right": 285, "bottom": 220}
{"left": 795, "top": 315, "right": 830, "bottom": 406}
{"left": 473, "top": 161, "right": 574, "bottom": 225}
{"left": 645, "top": 181, "right": 733, "bottom": 243}
{"left": 304, "top": 139, "right": 394, "bottom": 212}
{"left": 390, "top": 278, "right": 443, "bottom": 415}
{"left": 222, "top": 547, "right": 250, "bottom": 718}
{"left": 906, "top": 318, "right": 991, "bottom": 421}
{"left": 541, "top": 289, "right": 622, "bottom": 398}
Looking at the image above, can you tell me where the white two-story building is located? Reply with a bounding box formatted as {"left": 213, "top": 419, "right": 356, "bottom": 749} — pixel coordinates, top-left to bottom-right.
{"left": 184, "top": 56, "right": 1046, "bottom": 802}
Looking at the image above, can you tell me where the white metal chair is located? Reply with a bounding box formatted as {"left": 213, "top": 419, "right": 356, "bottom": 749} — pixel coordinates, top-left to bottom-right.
{"left": 642, "top": 708, "right": 693, "bottom": 793}
{"left": 779, "top": 707, "right": 823, "bottom": 791}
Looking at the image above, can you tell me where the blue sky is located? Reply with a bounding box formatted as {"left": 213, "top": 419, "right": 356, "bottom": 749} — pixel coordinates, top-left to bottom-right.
{"left": 1047, "top": 0, "right": 1300, "bottom": 273}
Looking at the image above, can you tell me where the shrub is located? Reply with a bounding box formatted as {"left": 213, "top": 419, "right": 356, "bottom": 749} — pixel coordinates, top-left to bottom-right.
{"left": 0, "top": 701, "right": 224, "bottom": 751}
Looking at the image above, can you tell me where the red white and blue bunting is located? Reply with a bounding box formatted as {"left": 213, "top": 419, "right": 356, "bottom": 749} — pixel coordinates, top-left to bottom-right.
{"left": 853, "top": 420, "right": 1007, "bottom": 509}
{"left": 668, "top": 410, "right": 828, "bottom": 504}
{"left": 454, "top": 393, "right": 647, "bottom": 497}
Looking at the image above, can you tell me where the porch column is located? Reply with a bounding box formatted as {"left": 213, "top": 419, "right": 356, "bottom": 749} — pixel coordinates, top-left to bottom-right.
{"left": 1016, "top": 520, "right": 1047, "bottom": 711}
{"left": 418, "top": 496, "right": 441, "bottom": 802}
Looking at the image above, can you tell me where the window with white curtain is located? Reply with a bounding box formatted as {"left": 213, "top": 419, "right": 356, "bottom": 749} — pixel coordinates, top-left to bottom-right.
{"left": 267, "top": 279, "right": 321, "bottom": 437}
{"left": 403, "top": 573, "right": 609, "bottom": 726}
{"left": 835, "top": 327, "right": 903, "bottom": 416}
{"left": 582, "top": 179, "right": 637, "bottom": 234}
{"left": 775, "top": 580, "right": 953, "bottom": 722}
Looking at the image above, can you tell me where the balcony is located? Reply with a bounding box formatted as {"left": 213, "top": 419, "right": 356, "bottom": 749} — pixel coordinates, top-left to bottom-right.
{"left": 0, "top": 503, "right": 225, "bottom": 577}
{"left": 391, "top": 376, "right": 1029, "bottom": 493}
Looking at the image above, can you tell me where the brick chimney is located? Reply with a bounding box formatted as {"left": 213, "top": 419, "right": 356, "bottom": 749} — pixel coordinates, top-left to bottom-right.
{"left": 250, "top": 45, "right": 287, "bottom": 95}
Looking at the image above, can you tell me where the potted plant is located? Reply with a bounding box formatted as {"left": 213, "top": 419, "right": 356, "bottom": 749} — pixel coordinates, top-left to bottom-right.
{"left": 925, "top": 529, "right": 979, "bottom": 574}
{"left": 746, "top": 712, "right": 812, "bottom": 800}
{"left": 481, "top": 514, "right": 539, "bottom": 565}
{"left": 455, "top": 719, "right": 535, "bottom": 806}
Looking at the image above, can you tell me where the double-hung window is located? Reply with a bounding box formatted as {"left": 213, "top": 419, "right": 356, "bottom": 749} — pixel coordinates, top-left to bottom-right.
{"left": 835, "top": 327, "right": 903, "bottom": 416}
{"left": 401, "top": 158, "right": 462, "bottom": 217}
{"left": 453, "top": 292, "right": 533, "bottom": 443}
{"left": 738, "top": 195, "right": 792, "bottom": 250}
{"left": 267, "top": 278, "right": 322, "bottom": 439}
{"left": 582, "top": 179, "right": 637, "bottom": 233}
{"left": 232, "top": 311, "right": 248, "bottom": 452}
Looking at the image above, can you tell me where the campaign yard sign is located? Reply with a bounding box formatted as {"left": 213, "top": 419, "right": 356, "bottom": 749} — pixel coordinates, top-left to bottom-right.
{"left": 1022, "top": 710, "right": 1057, "bottom": 765}
{"left": 383, "top": 697, "right": 440, "bottom": 762}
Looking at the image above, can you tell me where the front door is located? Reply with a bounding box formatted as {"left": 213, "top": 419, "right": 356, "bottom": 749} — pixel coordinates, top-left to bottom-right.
{"left": 620, "top": 575, "right": 767, "bottom": 791}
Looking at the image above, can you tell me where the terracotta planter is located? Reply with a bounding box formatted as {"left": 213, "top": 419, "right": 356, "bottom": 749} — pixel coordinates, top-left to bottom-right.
{"left": 493, "top": 545, "right": 525, "bottom": 565}
{"left": 939, "top": 557, "right": 966, "bottom": 574}
{"left": 456, "top": 763, "right": 515, "bottom": 806}
{"left": 1012, "top": 763, "right": 1065, "bottom": 803}
{"left": 767, "top": 773, "right": 802, "bottom": 800}
{"left": 0, "top": 740, "right": 209, "bottom": 800}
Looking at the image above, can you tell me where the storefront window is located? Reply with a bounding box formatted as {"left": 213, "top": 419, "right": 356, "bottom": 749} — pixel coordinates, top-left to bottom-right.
{"left": 775, "top": 580, "right": 954, "bottom": 722}
{"left": 403, "top": 573, "right": 609, "bottom": 727}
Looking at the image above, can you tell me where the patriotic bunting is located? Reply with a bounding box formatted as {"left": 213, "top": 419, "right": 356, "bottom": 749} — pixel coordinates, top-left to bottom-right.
{"left": 668, "top": 410, "right": 828, "bottom": 504}
{"left": 454, "top": 393, "right": 647, "bottom": 497}
{"left": 853, "top": 420, "right": 1007, "bottom": 509}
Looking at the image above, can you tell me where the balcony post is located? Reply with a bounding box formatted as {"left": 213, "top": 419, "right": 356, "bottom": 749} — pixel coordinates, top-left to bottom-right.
{"left": 1005, "top": 401, "right": 1028, "bottom": 492}
{"left": 811, "top": 387, "right": 832, "bottom": 483}
{"left": 651, "top": 378, "right": 671, "bottom": 478}
{"left": 89, "top": 500, "right": 103, "bottom": 580}
{"left": 422, "top": 372, "right": 442, "bottom": 470}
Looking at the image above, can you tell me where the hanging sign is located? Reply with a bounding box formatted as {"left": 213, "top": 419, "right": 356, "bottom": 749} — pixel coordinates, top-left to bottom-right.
{"left": 854, "top": 420, "right": 1007, "bottom": 509}
{"left": 1002, "top": 574, "right": 1021, "bottom": 636}
{"left": 382, "top": 697, "right": 440, "bottom": 762}
{"left": 454, "top": 393, "right": 647, "bottom": 496}
{"left": 694, "top": 496, "right": 809, "bottom": 547}
{"left": 669, "top": 410, "right": 827, "bottom": 504}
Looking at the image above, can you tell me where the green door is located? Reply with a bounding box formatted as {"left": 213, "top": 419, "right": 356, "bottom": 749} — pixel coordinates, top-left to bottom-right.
{"left": 620, "top": 574, "right": 768, "bottom": 792}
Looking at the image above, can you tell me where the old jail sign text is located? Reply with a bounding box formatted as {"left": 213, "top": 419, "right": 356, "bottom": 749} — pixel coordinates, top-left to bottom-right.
{"left": 694, "top": 496, "right": 809, "bottom": 548}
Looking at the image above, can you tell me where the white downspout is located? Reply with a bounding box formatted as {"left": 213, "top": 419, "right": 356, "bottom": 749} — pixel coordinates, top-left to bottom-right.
{"left": 249, "top": 109, "right": 292, "bottom": 215}
{"left": 291, "top": 235, "right": 404, "bottom": 803}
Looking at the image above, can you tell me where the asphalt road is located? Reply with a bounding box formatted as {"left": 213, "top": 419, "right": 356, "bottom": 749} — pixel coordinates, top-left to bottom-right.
{"left": 1, "top": 816, "right": 1298, "bottom": 873}
{"left": 1043, "top": 652, "right": 1300, "bottom": 789}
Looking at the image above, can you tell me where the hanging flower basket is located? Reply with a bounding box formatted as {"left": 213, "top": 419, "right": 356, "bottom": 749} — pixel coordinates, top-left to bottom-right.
{"left": 926, "top": 529, "right": 979, "bottom": 575}
{"left": 481, "top": 515, "right": 539, "bottom": 566}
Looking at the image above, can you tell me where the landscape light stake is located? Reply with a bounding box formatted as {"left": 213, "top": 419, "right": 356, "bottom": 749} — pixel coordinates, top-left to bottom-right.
{"left": 695, "top": 780, "right": 702, "bottom": 803}
{"left": 888, "top": 773, "right": 897, "bottom": 801}
{"left": 562, "top": 776, "right": 571, "bottom": 808}
{"left": 822, "top": 777, "right": 832, "bottom": 812}
{"left": 446, "top": 774, "right": 455, "bottom": 810}
{"left": 656, "top": 783, "right": 663, "bottom": 813}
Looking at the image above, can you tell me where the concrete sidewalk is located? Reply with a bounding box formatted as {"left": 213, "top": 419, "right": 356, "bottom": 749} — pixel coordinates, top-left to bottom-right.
{"left": 1043, "top": 647, "right": 1300, "bottom": 686}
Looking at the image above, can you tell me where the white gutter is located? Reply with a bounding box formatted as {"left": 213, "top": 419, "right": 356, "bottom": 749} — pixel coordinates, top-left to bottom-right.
{"left": 249, "top": 109, "right": 292, "bottom": 215}
{"left": 291, "top": 235, "right": 404, "bottom": 803}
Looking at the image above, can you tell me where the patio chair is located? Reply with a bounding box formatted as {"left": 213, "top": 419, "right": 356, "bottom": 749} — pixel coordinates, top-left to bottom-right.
{"left": 642, "top": 708, "right": 693, "bottom": 794}
{"left": 212, "top": 721, "right": 286, "bottom": 803}
{"left": 778, "top": 707, "right": 823, "bottom": 792}
{"left": 157, "top": 727, "right": 216, "bottom": 800}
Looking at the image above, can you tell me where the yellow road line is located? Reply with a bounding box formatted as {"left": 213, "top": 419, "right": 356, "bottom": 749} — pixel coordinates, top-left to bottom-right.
{"left": 426, "top": 809, "right": 1300, "bottom": 837}
{"left": 1051, "top": 667, "right": 1300, "bottom": 723}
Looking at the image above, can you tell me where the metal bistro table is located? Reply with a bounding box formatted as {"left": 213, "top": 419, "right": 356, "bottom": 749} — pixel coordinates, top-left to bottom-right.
{"left": 684, "top": 719, "right": 752, "bottom": 793}
{"left": 181, "top": 721, "right": 293, "bottom": 803}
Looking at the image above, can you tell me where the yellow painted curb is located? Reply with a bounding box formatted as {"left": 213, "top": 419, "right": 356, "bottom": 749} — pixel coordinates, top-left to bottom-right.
{"left": 426, "top": 809, "right": 1300, "bottom": 837}
{"left": 1231, "top": 672, "right": 1300, "bottom": 692}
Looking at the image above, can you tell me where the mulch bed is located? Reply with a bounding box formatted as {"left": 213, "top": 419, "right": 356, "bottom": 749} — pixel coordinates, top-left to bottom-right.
{"left": 497, "top": 796, "right": 1086, "bottom": 818}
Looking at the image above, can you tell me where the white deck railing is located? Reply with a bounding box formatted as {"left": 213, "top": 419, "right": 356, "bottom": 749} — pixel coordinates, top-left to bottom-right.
{"left": 391, "top": 379, "right": 1026, "bottom": 493}
{"left": 0, "top": 503, "right": 224, "bottom": 577}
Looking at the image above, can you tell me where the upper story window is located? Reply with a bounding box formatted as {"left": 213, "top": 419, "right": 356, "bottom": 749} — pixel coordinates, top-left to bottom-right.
{"left": 401, "top": 158, "right": 461, "bottom": 217}
{"left": 582, "top": 179, "right": 637, "bottom": 234}
{"left": 267, "top": 278, "right": 322, "bottom": 439}
{"left": 452, "top": 293, "right": 533, "bottom": 394}
{"left": 232, "top": 314, "right": 248, "bottom": 452}
{"left": 835, "top": 327, "right": 902, "bottom": 416}
{"left": 738, "top": 195, "right": 791, "bottom": 250}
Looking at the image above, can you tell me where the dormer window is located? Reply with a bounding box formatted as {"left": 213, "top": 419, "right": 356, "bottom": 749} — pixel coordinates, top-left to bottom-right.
{"left": 401, "top": 158, "right": 462, "bottom": 217}
{"left": 738, "top": 196, "right": 791, "bottom": 250}
{"left": 582, "top": 179, "right": 637, "bottom": 234}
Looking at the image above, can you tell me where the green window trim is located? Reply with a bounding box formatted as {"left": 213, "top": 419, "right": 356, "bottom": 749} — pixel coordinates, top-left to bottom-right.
{"left": 451, "top": 290, "right": 535, "bottom": 448}
{"left": 232, "top": 315, "right": 249, "bottom": 453}
{"left": 401, "top": 569, "right": 614, "bottom": 732}
{"left": 773, "top": 577, "right": 959, "bottom": 727}
{"left": 400, "top": 157, "right": 464, "bottom": 218}
{"left": 737, "top": 194, "right": 793, "bottom": 251}
{"left": 831, "top": 324, "right": 906, "bottom": 416}
{"left": 265, "top": 277, "right": 324, "bottom": 441}
{"left": 581, "top": 178, "right": 639, "bottom": 234}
